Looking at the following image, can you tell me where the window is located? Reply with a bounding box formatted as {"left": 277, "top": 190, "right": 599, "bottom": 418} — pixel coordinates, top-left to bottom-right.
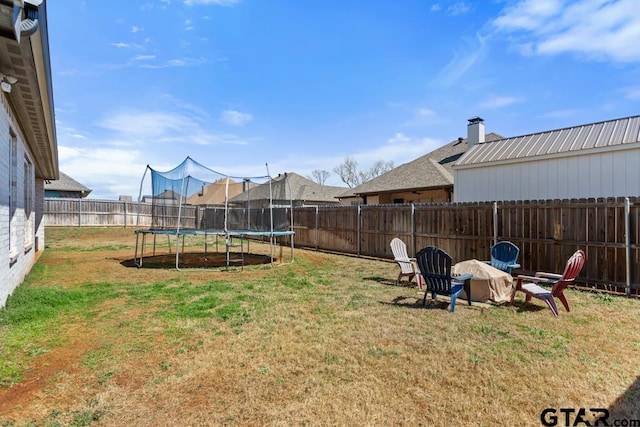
{"left": 24, "top": 156, "right": 33, "bottom": 249}
{"left": 9, "top": 130, "right": 17, "bottom": 262}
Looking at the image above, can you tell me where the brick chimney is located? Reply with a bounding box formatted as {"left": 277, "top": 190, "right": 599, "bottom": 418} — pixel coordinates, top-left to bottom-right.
{"left": 467, "top": 116, "right": 485, "bottom": 149}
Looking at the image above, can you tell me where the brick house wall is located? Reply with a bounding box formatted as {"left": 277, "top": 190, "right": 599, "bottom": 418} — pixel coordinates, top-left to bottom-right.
{"left": 0, "top": 94, "right": 38, "bottom": 307}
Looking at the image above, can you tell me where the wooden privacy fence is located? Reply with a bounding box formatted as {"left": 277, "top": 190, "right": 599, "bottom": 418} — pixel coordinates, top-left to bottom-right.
{"left": 44, "top": 197, "right": 639, "bottom": 295}
{"left": 44, "top": 199, "right": 290, "bottom": 230}
{"left": 290, "top": 198, "right": 640, "bottom": 296}
{"left": 44, "top": 199, "right": 156, "bottom": 227}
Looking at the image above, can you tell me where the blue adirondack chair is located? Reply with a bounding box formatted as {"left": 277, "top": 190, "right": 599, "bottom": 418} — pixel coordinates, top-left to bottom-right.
{"left": 484, "top": 241, "right": 521, "bottom": 274}
{"left": 415, "top": 246, "right": 472, "bottom": 313}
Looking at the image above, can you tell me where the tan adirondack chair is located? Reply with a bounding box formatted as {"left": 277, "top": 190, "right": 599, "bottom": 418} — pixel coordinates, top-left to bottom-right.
{"left": 390, "top": 238, "right": 422, "bottom": 289}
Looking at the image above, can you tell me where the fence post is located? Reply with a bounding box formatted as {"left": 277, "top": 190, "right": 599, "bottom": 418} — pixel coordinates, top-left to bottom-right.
{"left": 315, "top": 206, "right": 319, "bottom": 251}
{"left": 411, "top": 203, "right": 416, "bottom": 255}
{"left": 625, "top": 197, "right": 631, "bottom": 297}
{"left": 78, "top": 198, "right": 82, "bottom": 227}
{"left": 123, "top": 201, "right": 127, "bottom": 228}
{"left": 493, "top": 202, "right": 498, "bottom": 245}
{"left": 357, "top": 205, "right": 361, "bottom": 257}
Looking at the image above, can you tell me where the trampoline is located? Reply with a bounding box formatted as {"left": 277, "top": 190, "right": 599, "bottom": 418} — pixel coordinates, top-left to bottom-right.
{"left": 133, "top": 157, "right": 295, "bottom": 270}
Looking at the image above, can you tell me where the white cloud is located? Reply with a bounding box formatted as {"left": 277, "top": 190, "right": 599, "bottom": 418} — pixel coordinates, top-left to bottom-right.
{"left": 220, "top": 109, "right": 253, "bottom": 127}
{"left": 387, "top": 132, "right": 411, "bottom": 145}
{"left": 253, "top": 132, "right": 443, "bottom": 188}
{"left": 58, "top": 145, "right": 146, "bottom": 199}
{"left": 131, "top": 26, "right": 142, "bottom": 33}
{"left": 448, "top": 2, "right": 471, "bottom": 16}
{"left": 402, "top": 107, "right": 437, "bottom": 127}
{"left": 184, "top": 0, "right": 240, "bottom": 6}
{"left": 100, "top": 111, "right": 196, "bottom": 138}
{"left": 57, "top": 106, "right": 258, "bottom": 198}
{"left": 99, "top": 110, "right": 251, "bottom": 146}
{"left": 136, "top": 57, "right": 207, "bottom": 69}
{"left": 539, "top": 109, "right": 583, "bottom": 119}
{"left": 132, "top": 54, "right": 156, "bottom": 62}
{"left": 435, "top": 33, "right": 487, "bottom": 86}
{"left": 416, "top": 108, "right": 434, "bottom": 117}
{"left": 493, "top": 0, "right": 640, "bottom": 63}
{"left": 493, "top": 0, "right": 562, "bottom": 32}
{"left": 429, "top": 1, "right": 470, "bottom": 15}
{"left": 478, "top": 95, "right": 521, "bottom": 109}
{"left": 622, "top": 86, "right": 640, "bottom": 100}
{"left": 358, "top": 133, "right": 441, "bottom": 166}
{"left": 110, "top": 41, "right": 144, "bottom": 50}
{"left": 185, "top": 19, "right": 194, "bottom": 31}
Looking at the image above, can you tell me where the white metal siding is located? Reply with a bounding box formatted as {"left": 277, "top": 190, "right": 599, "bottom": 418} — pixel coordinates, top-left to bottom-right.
{"left": 454, "top": 149, "right": 640, "bottom": 202}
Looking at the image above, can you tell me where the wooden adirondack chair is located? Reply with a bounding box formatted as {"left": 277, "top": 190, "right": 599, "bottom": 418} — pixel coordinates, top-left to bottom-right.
{"left": 415, "top": 246, "right": 472, "bottom": 313}
{"left": 390, "top": 238, "right": 422, "bottom": 289}
{"left": 510, "top": 250, "right": 585, "bottom": 317}
{"left": 484, "top": 241, "right": 521, "bottom": 274}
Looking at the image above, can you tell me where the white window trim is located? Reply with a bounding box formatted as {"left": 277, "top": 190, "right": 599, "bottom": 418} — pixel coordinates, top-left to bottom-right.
{"left": 9, "top": 250, "right": 18, "bottom": 265}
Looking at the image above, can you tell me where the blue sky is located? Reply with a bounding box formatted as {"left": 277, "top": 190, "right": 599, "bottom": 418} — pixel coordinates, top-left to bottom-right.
{"left": 48, "top": 0, "right": 640, "bottom": 199}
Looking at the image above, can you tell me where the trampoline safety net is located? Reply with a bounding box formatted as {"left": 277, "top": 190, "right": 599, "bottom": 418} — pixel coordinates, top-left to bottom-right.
{"left": 136, "top": 156, "right": 292, "bottom": 233}
{"left": 133, "top": 156, "right": 295, "bottom": 269}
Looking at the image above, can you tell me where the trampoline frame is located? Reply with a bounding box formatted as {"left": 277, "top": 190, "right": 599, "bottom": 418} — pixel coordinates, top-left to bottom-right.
{"left": 133, "top": 159, "right": 296, "bottom": 270}
{"left": 133, "top": 228, "right": 295, "bottom": 270}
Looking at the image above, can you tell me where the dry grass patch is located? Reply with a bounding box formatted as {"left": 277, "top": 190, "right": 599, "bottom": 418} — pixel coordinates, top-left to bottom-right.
{"left": 0, "top": 227, "right": 638, "bottom": 426}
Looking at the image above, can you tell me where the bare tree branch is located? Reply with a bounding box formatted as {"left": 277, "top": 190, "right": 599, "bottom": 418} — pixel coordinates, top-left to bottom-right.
{"left": 333, "top": 157, "right": 394, "bottom": 188}
{"left": 333, "top": 157, "right": 360, "bottom": 188}
{"left": 308, "top": 169, "right": 330, "bottom": 185}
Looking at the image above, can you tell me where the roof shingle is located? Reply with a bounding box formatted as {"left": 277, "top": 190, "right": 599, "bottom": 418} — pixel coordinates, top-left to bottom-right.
{"left": 228, "top": 172, "right": 346, "bottom": 204}
{"left": 45, "top": 172, "right": 91, "bottom": 195}
{"left": 347, "top": 133, "right": 502, "bottom": 196}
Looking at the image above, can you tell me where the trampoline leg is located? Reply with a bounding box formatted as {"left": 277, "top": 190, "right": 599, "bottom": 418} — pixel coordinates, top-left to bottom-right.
{"left": 134, "top": 232, "right": 141, "bottom": 267}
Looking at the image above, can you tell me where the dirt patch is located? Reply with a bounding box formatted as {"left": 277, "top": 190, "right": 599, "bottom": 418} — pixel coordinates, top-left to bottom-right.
{"left": 0, "top": 323, "right": 95, "bottom": 420}
{"left": 119, "top": 252, "right": 276, "bottom": 269}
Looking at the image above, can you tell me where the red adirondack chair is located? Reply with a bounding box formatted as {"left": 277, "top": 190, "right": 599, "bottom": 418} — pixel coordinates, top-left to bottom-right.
{"left": 510, "top": 250, "right": 585, "bottom": 317}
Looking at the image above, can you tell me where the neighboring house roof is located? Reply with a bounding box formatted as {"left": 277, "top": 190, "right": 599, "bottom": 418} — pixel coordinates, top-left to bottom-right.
{"left": 228, "top": 172, "right": 346, "bottom": 204}
{"left": 186, "top": 179, "right": 253, "bottom": 205}
{"left": 456, "top": 115, "right": 640, "bottom": 168}
{"left": 0, "top": 2, "right": 58, "bottom": 179}
{"left": 142, "top": 189, "right": 183, "bottom": 203}
{"left": 344, "top": 132, "right": 503, "bottom": 197}
{"left": 45, "top": 172, "right": 91, "bottom": 196}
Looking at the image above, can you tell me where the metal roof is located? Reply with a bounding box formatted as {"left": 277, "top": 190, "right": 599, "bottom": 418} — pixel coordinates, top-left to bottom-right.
{"left": 456, "top": 115, "right": 640, "bottom": 167}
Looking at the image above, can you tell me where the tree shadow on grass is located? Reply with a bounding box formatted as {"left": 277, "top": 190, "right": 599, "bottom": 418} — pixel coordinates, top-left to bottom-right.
{"left": 607, "top": 376, "right": 640, "bottom": 421}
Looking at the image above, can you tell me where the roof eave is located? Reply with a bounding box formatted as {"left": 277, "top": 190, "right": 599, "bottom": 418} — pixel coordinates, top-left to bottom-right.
{"left": 0, "top": 1, "right": 58, "bottom": 179}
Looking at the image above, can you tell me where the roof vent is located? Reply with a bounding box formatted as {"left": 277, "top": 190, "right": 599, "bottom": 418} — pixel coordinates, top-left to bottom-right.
{"left": 11, "top": 0, "right": 42, "bottom": 43}
{"left": 20, "top": 5, "right": 38, "bottom": 37}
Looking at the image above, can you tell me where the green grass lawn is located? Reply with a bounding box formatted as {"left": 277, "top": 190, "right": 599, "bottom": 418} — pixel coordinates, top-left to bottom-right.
{"left": 0, "top": 227, "right": 638, "bottom": 426}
